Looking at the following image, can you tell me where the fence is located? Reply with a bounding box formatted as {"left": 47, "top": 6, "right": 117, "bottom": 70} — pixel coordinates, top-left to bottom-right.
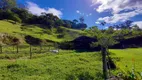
{"left": 0, "top": 44, "right": 58, "bottom": 59}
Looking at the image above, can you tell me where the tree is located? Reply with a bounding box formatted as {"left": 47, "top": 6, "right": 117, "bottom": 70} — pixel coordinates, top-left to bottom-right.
{"left": 105, "top": 26, "right": 114, "bottom": 34}
{"left": 77, "top": 23, "right": 87, "bottom": 30}
{"left": 4, "top": 10, "right": 21, "bottom": 23}
{"left": 0, "top": 0, "right": 16, "bottom": 10}
{"left": 94, "top": 21, "right": 115, "bottom": 80}
{"left": 100, "top": 21, "right": 106, "bottom": 26}
{"left": 73, "top": 19, "right": 78, "bottom": 24}
{"left": 113, "top": 25, "right": 120, "bottom": 30}
{"left": 119, "top": 20, "right": 133, "bottom": 29}
{"left": 79, "top": 16, "right": 84, "bottom": 23}
{"left": 132, "top": 24, "right": 141, "bottom": 31}
{"left": 92, "top": 33, "right": 116, "bottom": 80}
{"left": 11, "top": 8, "right": 32, "bottom": 23}
{"left": 11, "top": 14, "right": 22, "bottom": 23}
{"left": 55, "top": 19, "right": 64, "bottom": 27}
{"left": 99, "top": 21, "right": 106, "bottom": 30}
{"left": 86, "top": 26, "right": 101, "bottom": 38}
{"left": 63, "top": 20, "right": 72, "bottom": 28}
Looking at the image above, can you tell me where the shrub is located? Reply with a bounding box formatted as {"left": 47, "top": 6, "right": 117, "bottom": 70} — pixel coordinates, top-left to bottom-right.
{"left": 59, "top": 41, "right": 74, "bottom": 50}
{"left": 25, "top": 35, "right": 42, "bottom": 45}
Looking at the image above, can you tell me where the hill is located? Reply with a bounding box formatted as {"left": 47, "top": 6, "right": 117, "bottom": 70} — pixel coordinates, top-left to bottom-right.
{"left": 0, "top": 20, "right": 87, "bottom": 45}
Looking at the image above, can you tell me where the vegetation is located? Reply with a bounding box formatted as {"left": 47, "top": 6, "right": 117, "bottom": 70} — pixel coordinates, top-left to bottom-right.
{"left": 110, "top": 48, "right": 142, "bottom": 80}
{"left": 0, "top": 50, "right": 103, "bottom": 80}
{"left": 0, "top": 0, "right": 142, "bottom": 80}
{"left": 0, "top": 20, "right": 87, "bottom": 43}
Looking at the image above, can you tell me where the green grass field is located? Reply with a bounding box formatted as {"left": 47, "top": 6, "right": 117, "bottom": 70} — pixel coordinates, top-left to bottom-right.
{"left": 0, "top": 47, "right": 142, "bottom": 79}
{"left": 110, "top": 48, "right": 142, "bottom": 79}
{"left": 0, "top": 51, "right": 103, "bottom": 80}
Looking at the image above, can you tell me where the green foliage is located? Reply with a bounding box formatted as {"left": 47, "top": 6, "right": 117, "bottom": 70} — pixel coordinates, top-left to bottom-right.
{"left": 11, "top": 8, "right": 32, "bottom": 23}
{"left": 0, "top": 0, "right": 16, "bottom": 10}
{"left": 85, "top": 26, "right": 101, "bottom": 38}
{"left": 10, "top": 14, "right": 21, "bottom": 23}
{"left": 97, "top": 33, "right": 117, "bottom": 48}
{"left": 0, "top": 33, "right": 20, "bottom": 45}
{"left": 0, "top": 1, "right": 88, "bottom": 30}
{"left": 0, "top": 10, "right": 21, "bottom": 23}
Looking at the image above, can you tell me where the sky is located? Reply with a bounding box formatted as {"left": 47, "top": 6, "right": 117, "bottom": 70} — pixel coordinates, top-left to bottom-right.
{"left": 17, "top": 0, "right": 142, "bottom": 28}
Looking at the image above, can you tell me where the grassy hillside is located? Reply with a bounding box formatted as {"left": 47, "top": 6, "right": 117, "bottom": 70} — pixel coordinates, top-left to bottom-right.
{"left": 0, "top": 51, "right": 103, "bottom": 80}
{"left": 0, "top": 20, "right": 87, "bottom": 43}
{"left": 110, "top": 48, "right": 142, "bottom": 79}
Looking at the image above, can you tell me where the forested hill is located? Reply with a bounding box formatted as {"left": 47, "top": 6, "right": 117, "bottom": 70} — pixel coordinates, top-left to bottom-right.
{"left": 0, "top": 20, "right": 87, "bottom": 44}
{"left": 0, "top": 0, "right": 89, "bottom": 45}
{"left": 0, "top": 0, "right": 87, "bottom": 30}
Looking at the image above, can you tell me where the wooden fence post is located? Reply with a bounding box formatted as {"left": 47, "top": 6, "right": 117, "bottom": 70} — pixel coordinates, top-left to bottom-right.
{"left": 40, "top": 45, "right": 42, "bottom": 53}
{"left": 0, "top": 45, "right": 2, "bottom": 53}
{"left": 16, "top": 45, "right": 19, "bottom": 53}
{"left": 30, "top": 45, "right": 32, "bottom": 59}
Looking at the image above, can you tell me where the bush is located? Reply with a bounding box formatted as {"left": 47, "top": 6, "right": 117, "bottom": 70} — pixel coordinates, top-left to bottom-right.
{"left": 59, "top": 41, "right": 74, "bottom": 49}
{"left": 25, "top": 35, "right": 42, "bottom": 45}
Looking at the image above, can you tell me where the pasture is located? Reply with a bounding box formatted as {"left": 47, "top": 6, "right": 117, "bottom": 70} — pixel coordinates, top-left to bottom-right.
{"left": 110, "top": 48, "right": 142, "bottom": 79}
{"left": 0, "top": 50, "right": 103, "bottom": 80}
{"left": 0, "top": 47, "right": 142, "bottom": 80}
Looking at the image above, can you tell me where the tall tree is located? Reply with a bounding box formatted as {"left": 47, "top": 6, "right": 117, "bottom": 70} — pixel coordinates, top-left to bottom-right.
{"left": 132, "top": 24, "right": 141, "bottom": 31}
{"left": 79, "top": 16, "right": 84, "bottom": 23}
{"left": 100, "top": 21, "right": 106, "bottom": 30}
{"left": 73, "top": 19, "right": 78, "bottom": 24}
{"left": 0, "top": 0, "right": 16, "bottom": 10}
{"left": 11, "top": 7, "right": 32, "bottom": 23}
{"left": 119, "top": 20, "right": 133, "bottom": 29}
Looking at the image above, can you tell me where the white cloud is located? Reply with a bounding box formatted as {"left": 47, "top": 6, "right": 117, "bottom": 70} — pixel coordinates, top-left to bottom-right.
{"left": 95, "top": 21, "right": 100, "bottom": 24}
{"left": 76, "top": 10, "right": 80, "bottom": 14}
{"left": 92, "top": 0, "right": 142, "bottom": 23}
{"left": 46, "top": 8, "right": 62, "bottom": 18}
{"left": 76, "top": 10, "right": 92, "bottom": 17}
{"left": 27, "top": 2, "right": 62, "bottom": 18}
{"left": 132, "top": 21, "right": 142, "bottom": 29}
{"left": 92, "top": 0, "right": 142, "bottom": 14}
{"left": 97, "top": 9, "right": 142, "bottom": 24}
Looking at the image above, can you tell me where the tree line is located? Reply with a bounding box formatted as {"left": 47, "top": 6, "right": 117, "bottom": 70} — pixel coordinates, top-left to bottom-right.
{"left": 0, "top": 0, "right": 87, "bottom": 30}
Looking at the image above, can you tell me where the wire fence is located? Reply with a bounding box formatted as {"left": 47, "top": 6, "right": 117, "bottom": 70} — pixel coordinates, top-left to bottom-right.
{"left": 1, "top": 45, "right": 56, "bottom": 53}
{"left": 0, "top": 44, "right": 59, "bottom": 59}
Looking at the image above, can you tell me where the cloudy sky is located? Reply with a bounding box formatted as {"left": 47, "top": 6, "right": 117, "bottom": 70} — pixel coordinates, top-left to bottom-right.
{"left": 17, "top": 0, "right": 142, "bottom": 28}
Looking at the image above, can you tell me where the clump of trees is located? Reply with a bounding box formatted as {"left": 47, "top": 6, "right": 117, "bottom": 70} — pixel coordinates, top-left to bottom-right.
{"left": 0, "top": 0, "right": 87, "bottom": 30}
{"left": 0, "top": 33, "right": 21, "bottom": 53}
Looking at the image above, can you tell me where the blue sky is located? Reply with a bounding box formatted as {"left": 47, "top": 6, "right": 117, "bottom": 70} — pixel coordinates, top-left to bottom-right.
{"left": 17, "top": 0, "right": 142, "bottom": 28}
